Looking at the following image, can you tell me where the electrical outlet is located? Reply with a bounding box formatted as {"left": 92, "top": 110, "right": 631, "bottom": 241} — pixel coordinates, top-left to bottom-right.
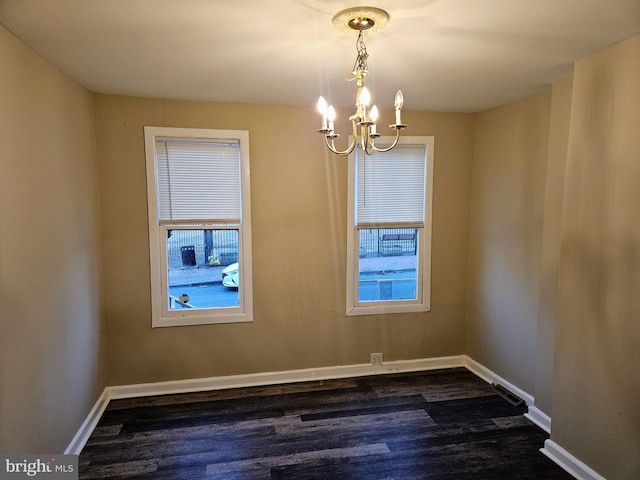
{"left": 370, "top": 353, "right": 383, "bottom": 365}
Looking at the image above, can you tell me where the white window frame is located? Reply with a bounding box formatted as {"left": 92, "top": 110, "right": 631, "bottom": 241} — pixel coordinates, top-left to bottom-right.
{"left": 144, "top": 126, "right": 253, "bottom": 327}
{"left": 346, "top": 136, "right": 434, "bottom": 316}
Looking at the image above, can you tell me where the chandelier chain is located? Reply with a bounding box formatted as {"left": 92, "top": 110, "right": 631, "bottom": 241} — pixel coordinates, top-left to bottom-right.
{"left": 352, "top": 31, "right": 369, "bottom": 74}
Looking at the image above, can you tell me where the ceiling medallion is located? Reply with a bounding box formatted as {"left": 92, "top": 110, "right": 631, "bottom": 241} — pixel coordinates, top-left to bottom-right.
{"left": 331, "top": 6, "right": 390, "bottom": 35}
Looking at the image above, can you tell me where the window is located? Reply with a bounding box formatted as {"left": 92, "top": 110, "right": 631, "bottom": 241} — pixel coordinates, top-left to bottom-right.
{"left": 346, "top": 136, "right": 434, "bottom": 316}
{"left": 144, "top": 127, "right": 253, "bottom": 327}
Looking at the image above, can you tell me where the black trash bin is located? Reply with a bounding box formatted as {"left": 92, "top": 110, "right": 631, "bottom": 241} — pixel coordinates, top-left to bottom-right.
{"left": 181, "top": 246, "right": 196, "bottom": 267}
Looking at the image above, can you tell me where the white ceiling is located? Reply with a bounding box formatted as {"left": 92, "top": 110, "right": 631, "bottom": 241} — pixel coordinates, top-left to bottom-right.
{"left": 1, "top": 0, "right": 639, "bottom": 113}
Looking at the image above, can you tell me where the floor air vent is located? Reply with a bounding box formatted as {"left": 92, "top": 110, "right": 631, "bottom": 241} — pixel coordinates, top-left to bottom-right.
{"left": 493, "top": 383, "right": 525, "bottom": 406}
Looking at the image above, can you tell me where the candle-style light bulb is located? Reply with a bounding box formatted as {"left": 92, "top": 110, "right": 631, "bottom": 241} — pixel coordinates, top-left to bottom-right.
{"left": 327, "top": 105, "right": 336, "bottom": 132}
{"left": 394, "top": 90, "right": 404, "bottom": 125}
{"left": 317, "top": 96, "right": 328, "bottom": 130}
{"left": 370, "top": 105, "right": 379, "bottom": 135}
{"left": 358, "top": 87, "right": 371, "bottom": 123}
{"left": 317, "top": 96, "right": 328, "bottom": 114}
{"left": 327, "top": 105, "right": 336, "bottom": 121}
{"left": 394, "top": 90, "right": 404, "bottom": 110}
{"left": 370, "top": 105, "right": 379, "bottom": 122}
{"left": 360, "top": 87, "right": 371, "bottom": 106}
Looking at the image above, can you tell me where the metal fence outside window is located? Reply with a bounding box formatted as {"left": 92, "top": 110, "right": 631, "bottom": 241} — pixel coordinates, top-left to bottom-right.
{"left": 167, "top": 227, "right": 415, "bottom": 269}
{"left": 359, "top": 227, "right": 418, "bottom": 258}
{"left": 167, "top": 229, "right": 238, "bottom": 269}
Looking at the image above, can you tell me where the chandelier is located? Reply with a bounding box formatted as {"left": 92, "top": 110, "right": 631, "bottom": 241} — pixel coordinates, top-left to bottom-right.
{"left": 317, "top": 7, "right": 406, "bottom": 156}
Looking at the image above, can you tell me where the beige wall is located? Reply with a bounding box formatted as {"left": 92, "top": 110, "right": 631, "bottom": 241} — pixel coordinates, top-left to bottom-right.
{"left": 466, "top": 77, "right": 575, "bottom": 418}
{"left": 534, "top": 76, "right": 573, "bottom": 415}
{"left": 467, "top": 33, "right": 640, "bottom": 478}
{"left": 466, "top": 90, "right": 552, "bottom": 394}
{"left": 553, "top": 34, "right": 640, "bottom": 480}
{"left": 93, "top": 96, "right": 475, "bottom": 386}
{"left": 0, "top": 25, "right": 105, "bottom": 452}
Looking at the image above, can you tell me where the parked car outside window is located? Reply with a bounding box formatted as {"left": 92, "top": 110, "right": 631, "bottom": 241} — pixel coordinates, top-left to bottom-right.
{"left": 222, "top": 262, "right": 239, "bottom": 288}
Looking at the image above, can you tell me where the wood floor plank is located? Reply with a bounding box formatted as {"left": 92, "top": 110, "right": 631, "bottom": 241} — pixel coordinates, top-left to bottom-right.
{"left": 107, "top": 378, "right": 361, "bottom": 411}
{"left": 205, "top": 443, "right": 391, "bottom": 476}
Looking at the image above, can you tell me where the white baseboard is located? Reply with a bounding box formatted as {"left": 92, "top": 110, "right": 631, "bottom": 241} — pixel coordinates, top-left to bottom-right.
{"left": 541, "top": 440, "right": 606, "bottom": 480}
{"left": 464, "top": 357, "right": 552, "bottom": 432}
{"left": 525, "top": 405, "right": 551, "bottom": 433}
{"left": 65, "top": 388, "right": 110, "bottom": 455}
{"left": 108, "top": 355, "right": 467, "bottom": 399}
{"left": 463, "top": 356, "right": 535, "bottom": 406}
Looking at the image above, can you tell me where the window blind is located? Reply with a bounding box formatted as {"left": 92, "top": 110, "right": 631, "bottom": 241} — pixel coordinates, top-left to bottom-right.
{"left": 155, "top": 138, "right": 241, "bottom": 222}
{"left": 355, "top": 143, "right": 427, "bottom": 225}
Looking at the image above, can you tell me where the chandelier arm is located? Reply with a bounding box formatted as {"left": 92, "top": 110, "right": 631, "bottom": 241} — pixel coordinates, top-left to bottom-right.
{"left": 323, "top": 120, "right": 358, "bottom": 156}
{"left": 371, "top": 129, "right": 402, "bottom": 153}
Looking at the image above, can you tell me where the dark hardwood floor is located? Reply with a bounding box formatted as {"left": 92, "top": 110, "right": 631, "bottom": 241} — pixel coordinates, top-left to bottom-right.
{"left": 79, "top": 368, "right": 573, "bottom": 479}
